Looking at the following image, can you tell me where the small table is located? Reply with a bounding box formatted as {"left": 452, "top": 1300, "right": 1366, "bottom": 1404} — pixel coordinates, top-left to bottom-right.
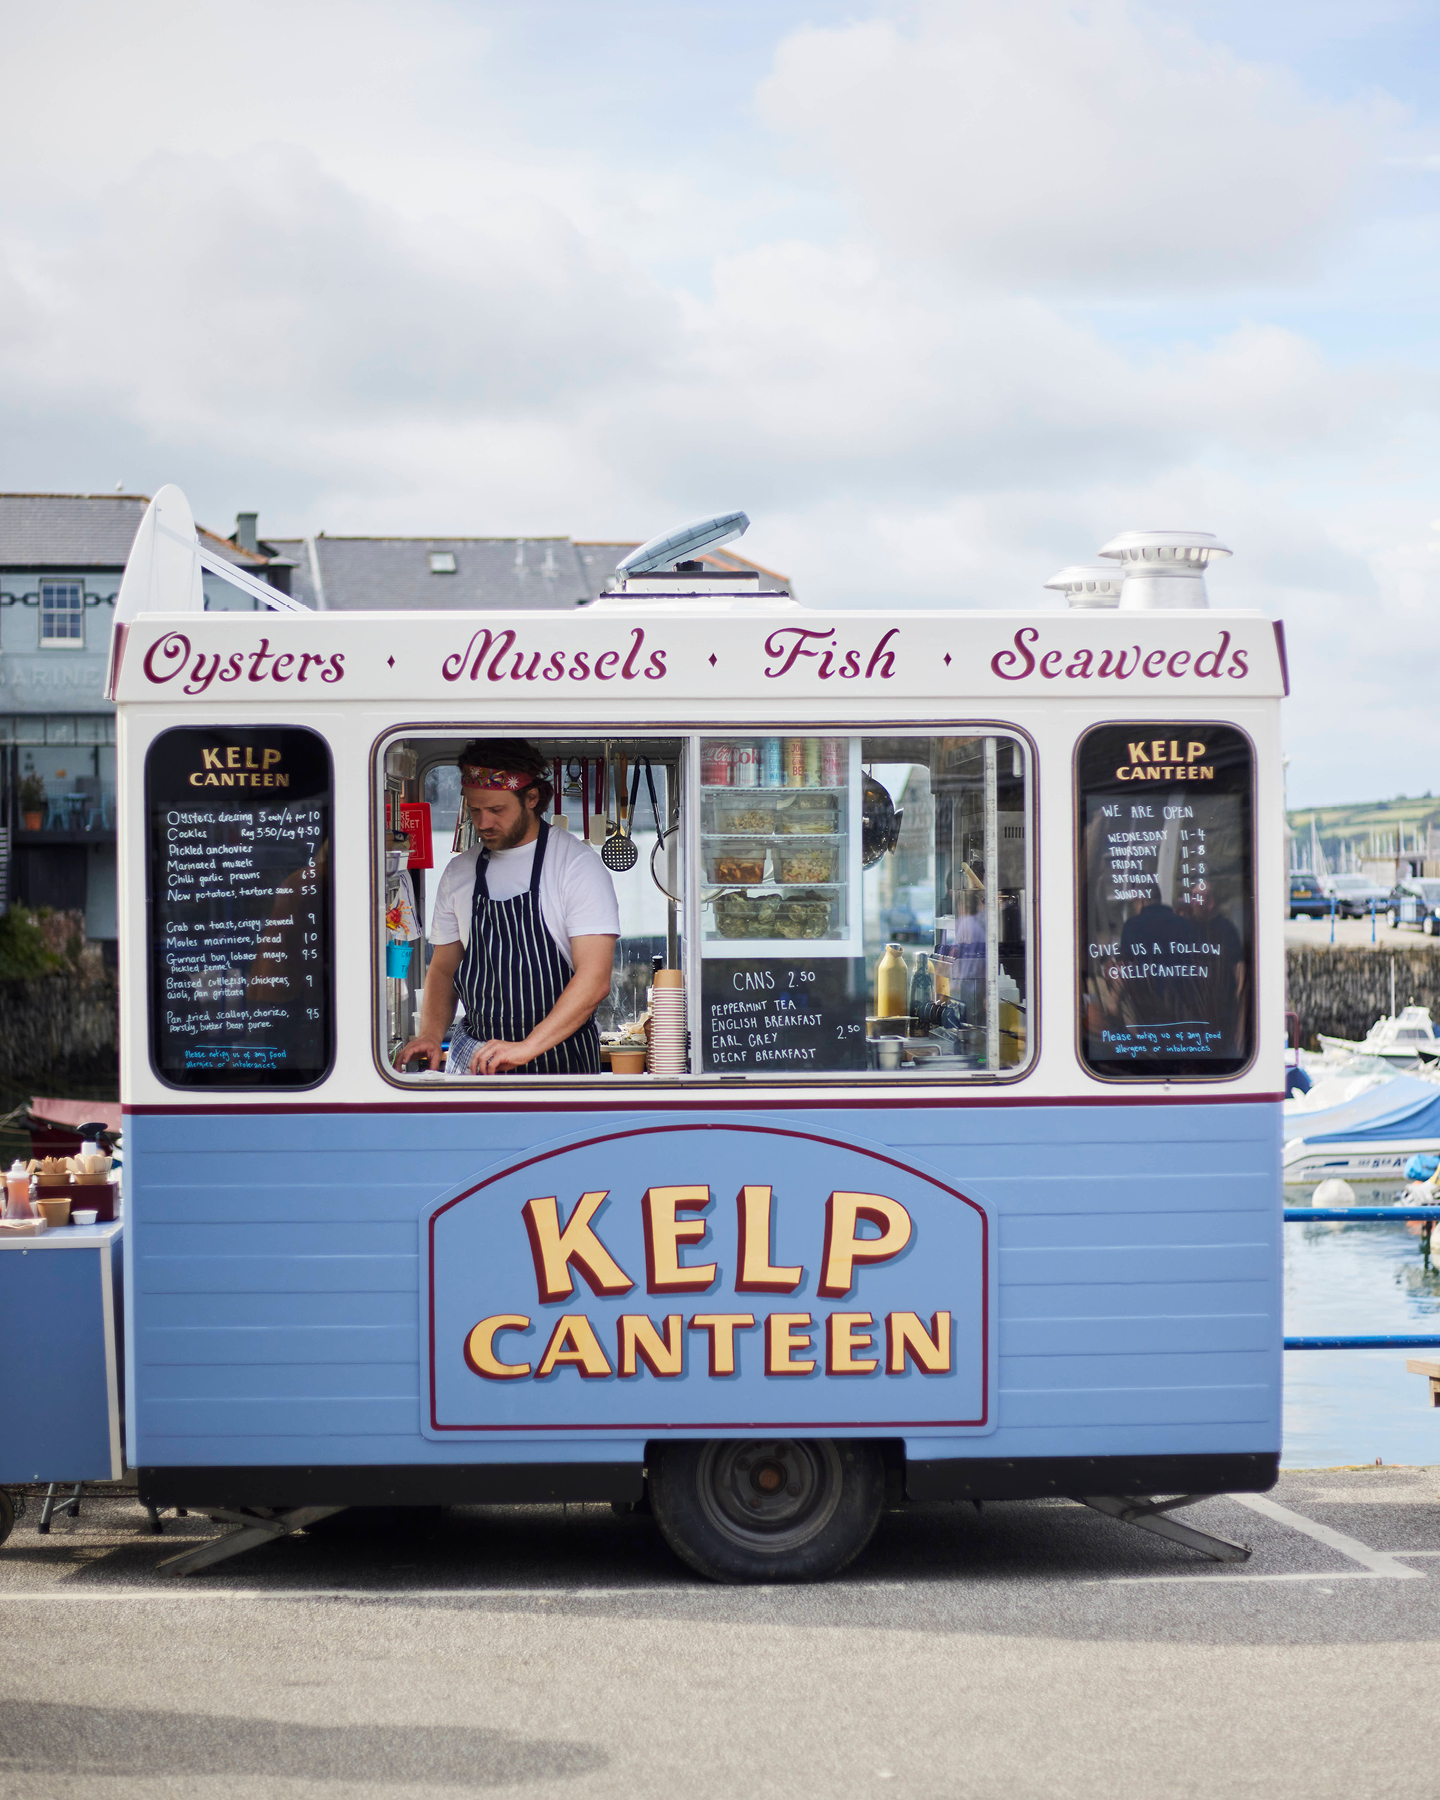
{"left": 0, "top": 1220, "right": 122, "bottom": 1485}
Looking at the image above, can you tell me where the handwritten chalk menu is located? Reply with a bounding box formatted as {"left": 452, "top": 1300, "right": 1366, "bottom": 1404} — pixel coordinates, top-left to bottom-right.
{"left": 1077, "top": 723, "right": 1254, "bottom": 1080}
{"left": 702, "top": 958, "right": 866, "bottom": 1074}
{"left": 146, "top": 727, "right": 334, "bottom": 1088}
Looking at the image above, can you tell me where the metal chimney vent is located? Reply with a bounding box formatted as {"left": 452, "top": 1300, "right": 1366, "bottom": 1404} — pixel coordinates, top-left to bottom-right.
{"left": 1044, "top": 564, "right": 1123, "bottom": 609}
{"left": 1096, "top": 530, "right": 1231, "bottom": 611}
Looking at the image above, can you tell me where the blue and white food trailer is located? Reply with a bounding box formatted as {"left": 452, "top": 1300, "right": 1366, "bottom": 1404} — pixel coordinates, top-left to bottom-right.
{"left": 110, "top": 491, "right": 1285, "bottom": 1579}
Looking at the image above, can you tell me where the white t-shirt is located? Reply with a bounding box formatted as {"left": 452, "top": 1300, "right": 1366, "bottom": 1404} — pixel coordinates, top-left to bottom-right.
{"left": 430, "top": 827, "right": 620, "bottom": 970}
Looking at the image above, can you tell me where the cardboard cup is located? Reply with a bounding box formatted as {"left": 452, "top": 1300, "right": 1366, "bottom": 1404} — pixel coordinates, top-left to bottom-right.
{"left": 610, "top": 1050, "right": 647, "bottom": 1074}
{"left": 37, "top": 1198, "right": 71, "bottom": 1226}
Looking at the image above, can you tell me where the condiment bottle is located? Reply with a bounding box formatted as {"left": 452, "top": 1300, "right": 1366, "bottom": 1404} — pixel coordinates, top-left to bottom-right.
{"left": 875, "top": 944, "right": 910, "bottom": 1018}
{"left": 5, "top": 1160, "right": 34, "bottom": 1220}
{"left": 908, "top": 953, "right": 935, "bottom": 1021}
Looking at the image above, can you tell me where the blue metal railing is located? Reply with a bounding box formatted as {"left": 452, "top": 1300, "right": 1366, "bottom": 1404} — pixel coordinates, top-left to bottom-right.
{"left": 1284, "top": 1206, "right": 1440, "bottom": 1349}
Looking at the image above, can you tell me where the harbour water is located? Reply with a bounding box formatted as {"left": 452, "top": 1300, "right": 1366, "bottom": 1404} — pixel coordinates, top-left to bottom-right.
{"left": 1285, "top": 1180, "right": 1440, "bottom": 1466}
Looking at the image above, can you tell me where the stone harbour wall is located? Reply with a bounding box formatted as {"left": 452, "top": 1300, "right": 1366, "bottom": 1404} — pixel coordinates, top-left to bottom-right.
{"left": 1287, "top": 944, "right": 1440, "bottom": 1048}
{"left": 0, "top": 972, "right": 119, "bottom": 1082}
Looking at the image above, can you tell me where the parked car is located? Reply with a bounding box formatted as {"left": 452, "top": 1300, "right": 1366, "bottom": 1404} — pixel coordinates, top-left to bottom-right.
{"left": 1388, "top": 878, "right": 1440, "bottom": 934}
{"left": 1288, "top": 875, "right": 1329, "bottom": 919}
{"left": 1323, "top": 873, "right": 1392, "bottom": 918}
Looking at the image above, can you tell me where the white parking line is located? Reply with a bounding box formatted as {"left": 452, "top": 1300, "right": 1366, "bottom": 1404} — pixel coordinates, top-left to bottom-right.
{"left": 1228, "top": 1492, "right": 1426, "bottom": 1579}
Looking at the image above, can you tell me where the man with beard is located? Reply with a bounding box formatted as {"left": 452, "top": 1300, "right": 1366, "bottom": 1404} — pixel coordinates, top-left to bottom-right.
{"left": 398, "top": 739, "right": 619, "bottom": 1075}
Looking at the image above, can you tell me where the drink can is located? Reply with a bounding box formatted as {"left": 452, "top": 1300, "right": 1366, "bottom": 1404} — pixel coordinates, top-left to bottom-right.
{"left": 821, "top": 737, "right": 845, "bottom": 786}
{"left": 760, "top": 738, "right": 784, "bottom": 787}
{"left": 701, "top": 742, "right": 733, "bottom": 787}
{"left": 803, "top": 738, "right": 821, "bottom": 787}
{"left": 732, "top": 741, "right": 759, "bottom": 787}
{"left": 785, "top": 737, "right": 807, "bottom": 787}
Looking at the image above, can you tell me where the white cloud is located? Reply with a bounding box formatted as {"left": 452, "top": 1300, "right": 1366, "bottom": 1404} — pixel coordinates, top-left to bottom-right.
{"left": 756, "top": 0, "right": 1393, "bottom": 291}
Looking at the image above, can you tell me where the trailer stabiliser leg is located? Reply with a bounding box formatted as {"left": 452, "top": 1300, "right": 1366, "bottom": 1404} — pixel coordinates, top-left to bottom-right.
{"left": 157, "top": 1507, "right": 346, "bottom": 1577}
{"left": 1077, "top": 1494, "right": 1251, "bottom": 1563}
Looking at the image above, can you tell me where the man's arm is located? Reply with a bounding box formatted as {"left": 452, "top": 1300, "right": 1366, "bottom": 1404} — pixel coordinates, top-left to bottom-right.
{"left": 468, "top": 935, "right": 616, "bottom": 1074}
{"left": 396, "top": 939, "right": 463, "bottom": 1070}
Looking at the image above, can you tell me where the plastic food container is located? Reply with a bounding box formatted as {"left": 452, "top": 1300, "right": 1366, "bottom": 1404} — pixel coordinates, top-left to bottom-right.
{"left": 72, "top": 1209, "right": 98, "bottom": 1226}
{"left": 706, "top": 843, "right": 768, "bottom": 884}
{"left": 714, "top": 892, "right": 780, "bottom": 938}
{"left": 714, "top": 801, "right": 777, "bottom": 834}
{"left": 778, "top": 794, "right": 838, "bottom": 834}
{"left": 776, "top": 845, "right": 836, "bottom": 883}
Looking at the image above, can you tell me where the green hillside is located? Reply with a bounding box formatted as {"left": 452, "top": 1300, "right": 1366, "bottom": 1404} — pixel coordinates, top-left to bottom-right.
{"left": 1288, "top": 793, "right": 1438, "bottom": 859}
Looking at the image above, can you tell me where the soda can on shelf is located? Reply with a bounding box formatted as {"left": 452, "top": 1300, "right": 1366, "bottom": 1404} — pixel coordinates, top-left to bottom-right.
{"left": 785, "top": 737, "right": 807, "bottom": 787}
{"left": 701, "top": 742, "right": 734, "bottom": 787}
{"left": 820, "top": 737, "right": 845, "bottom": 786}
{"left": 732, "top": 742, "right": 759, "bottom": 787}
{"left": 760, "top": 738, "right": 784, "bottom": 787}
{"left": 803, "top": 738, "right": 821, "bottom": 787}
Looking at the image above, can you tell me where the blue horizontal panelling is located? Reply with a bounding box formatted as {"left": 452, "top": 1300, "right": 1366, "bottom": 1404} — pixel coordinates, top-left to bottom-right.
{"left": 144, "top": 1399, "right": 421, "bottom": 1436}
{"left": 141, "top": 1291, "right": 416, "bottom": 1328}
{"left": 997, "top": 1385, "right": 1271, "bottom": 1428}
{"left": 999, "top": 1245, "right": 1267, "bottom": 1285}
{"left": 998, "top": 1210, "right": 1272, "bottom": 1248}
{"left": 1002, "top": 1280, "right": 1271, "bottom": 1317}
{"left": 144, "top": 1363, "right": 417, "bottom": 1401}
{"left": 139, "top": 1326, "right": 415, "bottom": 1366}
{"left": 126, "top": 1103, "right": 1282, "bottom": 1468}
{"left": 1000, "top": 1312, "right": 1271, "bottom": 1356}
{"left": 140, "top": 1222, "right": 415, "bottom": 1256}
{"left": 139, "top": 1255, "right": 415, "bottom": 1294}
{"left": 1001, "top": 1350, "right": 1271, "bottom": 1388}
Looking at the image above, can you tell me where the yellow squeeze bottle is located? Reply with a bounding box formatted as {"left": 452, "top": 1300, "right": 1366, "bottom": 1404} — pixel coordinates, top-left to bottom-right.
{"left": 875, "top": 944, "right": 909, "bottom": 1018}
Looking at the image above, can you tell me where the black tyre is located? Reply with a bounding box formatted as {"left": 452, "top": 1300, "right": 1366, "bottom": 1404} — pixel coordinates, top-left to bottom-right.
{"left": 649, "top": 1438, "right": 884, "bottom": 1583}
{"left": 1427, "top": 917, "right": 1438, "bottom": 938}
{"left": 1388, "top": 911, "right": 1399, "bottom": 930}
{"left": 0, "top": 1490, "right": 13, "bottom": 1549}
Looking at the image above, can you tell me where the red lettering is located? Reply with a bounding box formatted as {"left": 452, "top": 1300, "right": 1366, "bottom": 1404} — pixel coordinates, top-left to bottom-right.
{"left": 645, "top": 651, "right": 667, "bottom": 679}
{"left": 320, "top": 653, "right": 345, "bottom": 683}
{"left": 182, "top": 652, "right": 222, "bottom": 696}
{"left": 296, "top": 652, "right": 325, "bottom": 682}
{"left": 271, "top": 652, "right": 295, "bottom": 681}
{"left": 764, "top": 627, "right": 836, "bottom": 678}
{"left": 621, "top": 628, "right": 645, "bottom": 679}
{"left": 864, "top": 628, "right": 899, "bottom": 679}
{"left": 1142, "top": 649, "right": 1166, "bottom": 678}
{"left": 1193, "top": 631, "right": 1231, "bottom": 679}
{"left": 1096, "top": 646, "right": 1140, "bottom": 679}
{"left": 594, "top": 651, "right": 619, "bottom": 680}
{"left": 544, "top": 652, "right": 565, "bottom": 681}
{"left": 218, "top": 653, "right": 244, "bottom": 683}
{"left": 992, "top": 626, "right": 1038, "bottom": 680}
{"left": 569, "top": 651, "right": 591, "bottom": 679}
{"left": 1166, "top": 650, "right": 1191, "bottom": 677}
{"left": 1039, "top": 650, "right": 1063, "bottom": 679}
{"left": 142, "top": 631, "right": 190, "bottom": 684}
{"left": 1228, "top": 649, "right": 1249, "bottom": 678}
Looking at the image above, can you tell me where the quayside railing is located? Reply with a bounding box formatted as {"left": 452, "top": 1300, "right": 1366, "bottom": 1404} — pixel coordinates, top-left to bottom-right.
{"left": 1284, "top": 1206, "right": 1440, "bottom": 1348}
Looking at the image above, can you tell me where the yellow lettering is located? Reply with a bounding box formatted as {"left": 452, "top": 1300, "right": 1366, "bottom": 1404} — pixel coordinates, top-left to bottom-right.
{"left": 262, "top": 747, "right": 282, "bottom": 770}
{"left": 886, "top": 1310, "right": 952, "bottom": 1374}
{"left": 464, "top": 1315, "right": 531, "bottom": 1380}
{"left": 522, "top": 1193, "right": 634, "bottom": 1303}
{"left": 827, "top": 1312, "right": 878, "bottom": 1375}
{"left": 1127, "top": 742, "right": 1149, "bottom": 764}
{"left": 643, "top": 1185, "right": 716, "bottom": 1294}
{"left": 1188, "top": 741, "right": 1206, "bottom": 763}
{"left": 225, "top": 746, "right": 241, "bottom": 768}
{"left": 688, "top": 1312, "right": 756, "bottom": 1376}
{"left": 765, "top": 1312, "right": 815, "bottom": 1376}
{"left": 201, "top": 748, "right": 223, "bottom": 770}
{"left": 536, "top": 1314, "right": 613, "bottom": 1379}
{"left": 735, "top": 1185, "right": 802, "bottom": 1293}
{"left": 618, "top": 1314, "right": 684, "bottom": 1377}
{"left": 819, "top": 1192, "right": 913, "bottom": 1298}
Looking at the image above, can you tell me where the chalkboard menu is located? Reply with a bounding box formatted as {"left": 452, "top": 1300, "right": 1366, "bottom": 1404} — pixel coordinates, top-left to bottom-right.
{"left": 702, "top": 958, "right": 866, "bottom": 1073}
{"left": 146, "top": 727, "right": 334, "bottom": 1088}
{"left": 1077, "top": 723, "right": 1254, "bottom": 1080}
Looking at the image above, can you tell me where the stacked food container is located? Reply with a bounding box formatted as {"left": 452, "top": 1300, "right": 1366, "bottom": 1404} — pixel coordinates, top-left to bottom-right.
{"left": 698, "top": 736, "right": 861, "bottom": 955}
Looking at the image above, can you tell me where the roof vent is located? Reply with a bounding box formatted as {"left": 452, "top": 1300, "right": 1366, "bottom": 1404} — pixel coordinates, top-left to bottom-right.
{"left": 1096, "top": 530, "right": 1231, "bottom": 610}
{"left": 1044, "top": 564, "right": 1123, "bottom": 609}
{"left": 616, "top": 511, "right": 749, "bottom": 575}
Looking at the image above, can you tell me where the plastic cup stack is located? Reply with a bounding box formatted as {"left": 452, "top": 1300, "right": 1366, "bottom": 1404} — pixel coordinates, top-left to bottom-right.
{"left": 647, "top": 970, "right": 688, "bottom": 1076}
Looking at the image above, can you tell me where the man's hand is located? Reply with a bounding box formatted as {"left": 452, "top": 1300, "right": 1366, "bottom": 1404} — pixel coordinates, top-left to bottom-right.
{"left": 468, "top": 1039, "right": 537, "bottom": 1075}
{"left": 396, "top": 1035, "right": 445, "bottom": 1071}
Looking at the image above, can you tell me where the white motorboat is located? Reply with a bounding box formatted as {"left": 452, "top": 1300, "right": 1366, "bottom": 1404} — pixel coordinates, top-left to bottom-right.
{"left": 1284, "top": 1070, "right": 1440, "bottom": 1184}
{"left": 1316, "top": 1005, "right": 1440, "bottom": 1068}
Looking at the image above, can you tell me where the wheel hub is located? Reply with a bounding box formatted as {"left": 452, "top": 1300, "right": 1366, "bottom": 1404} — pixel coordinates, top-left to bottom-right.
{"left": 694, "top": 1439, "right": 843, "bottom": 1550}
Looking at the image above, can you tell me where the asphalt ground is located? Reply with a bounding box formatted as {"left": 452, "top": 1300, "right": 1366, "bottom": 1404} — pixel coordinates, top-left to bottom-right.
{"left": 1284, "top": 913, "right": 1431, "bottom": 950}
{"left": 5, "top": 1467, "right": 1440, "bottom": 1798}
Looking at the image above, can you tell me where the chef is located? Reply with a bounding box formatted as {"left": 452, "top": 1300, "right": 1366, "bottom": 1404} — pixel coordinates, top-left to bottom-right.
{"left": 398, "top": 740, "right": 619, "bottom": 1075}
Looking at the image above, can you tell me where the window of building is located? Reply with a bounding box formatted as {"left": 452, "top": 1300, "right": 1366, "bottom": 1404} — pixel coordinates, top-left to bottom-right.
{"left": 428, "top": 552, "right": 457, "bottom": 574}
{"left": 380, "top": 729, "right": 1032, "bottom": 1084}
{"left": 39, "top": 581, "right": 84, "bottom": 648}
{"left": 1076, "top": 723, "right": 1255, "bottom": 1080}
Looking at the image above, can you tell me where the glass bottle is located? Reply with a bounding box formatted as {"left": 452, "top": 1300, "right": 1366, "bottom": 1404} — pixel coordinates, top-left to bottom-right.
{"left": 908, "top": 953, "right": 935, "bottom": 1021}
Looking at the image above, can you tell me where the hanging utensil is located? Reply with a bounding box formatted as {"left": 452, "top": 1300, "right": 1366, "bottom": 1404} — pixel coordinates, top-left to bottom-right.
{"left": 579, "top": 758, "right": 590, "bottom": 843}
{"left": 641, "top": 758, "right": 682, "bottom": 902}
{"left": 589, "top": 753, "right": 608, "bottom": 846}
{"left": 603, "top": 751, "right": 639, "bottom": 871}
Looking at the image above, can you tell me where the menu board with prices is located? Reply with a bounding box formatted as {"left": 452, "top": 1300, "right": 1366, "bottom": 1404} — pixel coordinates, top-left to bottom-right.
{"left": 702, "top": 958, "right": 867, "bottom": 1073}
{"left": 1077, "top": 723, "right": 1254, "bottom": 1079}
{"left": 146, "top": 726, "right": 334, "bottom": 1088}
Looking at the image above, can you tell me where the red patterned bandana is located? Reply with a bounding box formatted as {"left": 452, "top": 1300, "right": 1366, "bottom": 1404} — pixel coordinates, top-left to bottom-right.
{"left": 460, "top": 765, "right": 533, "bottom": 793}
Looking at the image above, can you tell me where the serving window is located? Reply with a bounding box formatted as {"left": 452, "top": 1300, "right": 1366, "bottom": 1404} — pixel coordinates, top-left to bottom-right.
{"left": 379, "top": 728, "right": 1031, "bottom": 1083}
{"left": 1077, "top": 723, "right": 1255, "bottom": 1080}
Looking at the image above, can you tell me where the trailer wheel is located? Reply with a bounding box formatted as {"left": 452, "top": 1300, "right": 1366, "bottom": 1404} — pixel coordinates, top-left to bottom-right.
{"left": 649, "top": 1439, "right": 883, "bottom": 1583}
{"left": 0, "top": 1491, "right": 13, "bottom": 1548}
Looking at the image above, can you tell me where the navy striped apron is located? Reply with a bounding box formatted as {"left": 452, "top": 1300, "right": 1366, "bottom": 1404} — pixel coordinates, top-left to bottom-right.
{"left": 451, "top": 819, "right": 601, "bottom": 1075}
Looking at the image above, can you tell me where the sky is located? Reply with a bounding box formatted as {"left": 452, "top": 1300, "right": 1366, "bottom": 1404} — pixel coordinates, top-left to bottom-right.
{"left": 2, "top": 0, "right": 1438, "bottom": 806}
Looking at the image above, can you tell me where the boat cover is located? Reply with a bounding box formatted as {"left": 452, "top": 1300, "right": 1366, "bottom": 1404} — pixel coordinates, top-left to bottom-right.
{"left": 1282, "top": 1073, "right": 1433, "bottom": 1142}
{"left": 1305, "top": 1078, "right": 1440, "bottom": 1144}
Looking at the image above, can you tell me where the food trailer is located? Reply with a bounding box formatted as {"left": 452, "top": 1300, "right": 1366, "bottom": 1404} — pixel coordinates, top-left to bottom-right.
{"left": 110, "top": 489, "right": 1285, "bottom": 1580}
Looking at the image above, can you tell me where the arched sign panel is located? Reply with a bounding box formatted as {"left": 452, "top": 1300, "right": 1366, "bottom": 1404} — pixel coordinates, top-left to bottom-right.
{"left": 423, "top": 1124, "right": 993, "bottom": 1438}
